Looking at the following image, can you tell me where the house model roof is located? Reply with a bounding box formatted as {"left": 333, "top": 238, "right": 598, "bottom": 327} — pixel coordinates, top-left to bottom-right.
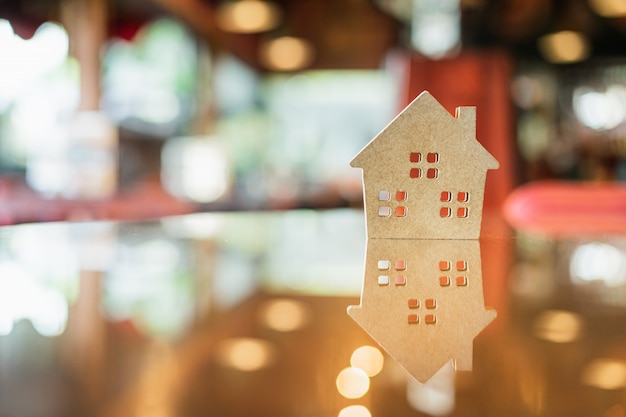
{"left": 350, "top": 90, "right": 499, "bottom": 240}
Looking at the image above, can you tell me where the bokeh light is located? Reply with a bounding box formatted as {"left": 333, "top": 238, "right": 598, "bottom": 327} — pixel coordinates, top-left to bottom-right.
{"left": 582, "top": 359, "right": 626, "bottom": 390}
{"left": 537, "top": 30, "right": 590, "bottom": 64}
{"left": 259, "top": 36, "right": 314, "bottom": 71}
{"left": 338, "top": 405, "right": 371, "bottom": 417}
{"left": 406, "top": 361, "right": 456, "bottom": 416}
{"left": 570, "top": 242, "right": 626, "bottom": 287}
{"left": 589, "top": 0, "right": 626, "bottom": 17}
{"left": 259, "top": 298, "right": 312, "bottom": 332}
{"left": 215, "top": 337, "right": 277, "bottom": 371}
{"left": 573, "top": 85, "right": 626, "bottom": 131}
{"left": 217, "top": 0, "right": 281, "bottom": 33}
{"left": 350, "top": 345, "right": 384, "bottom": 377}
{"left": 532, "top": 310, "right": 583, "bottom": 343}
{"left": 410, "top": 0, "right": 461, "bottom": 59}
{"left": 162, "top": 136, "right": 231, "bottom": 203}
{"left": 336, "top": 367, "right": 370, "bottom": 399}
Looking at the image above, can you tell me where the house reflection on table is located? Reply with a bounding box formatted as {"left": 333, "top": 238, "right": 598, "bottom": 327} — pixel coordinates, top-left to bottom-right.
{"left": 4, "top": 211, "right": 626, "bottom": 416}
{"left": 349, "top": 238, "right": 497, "bottom": 384}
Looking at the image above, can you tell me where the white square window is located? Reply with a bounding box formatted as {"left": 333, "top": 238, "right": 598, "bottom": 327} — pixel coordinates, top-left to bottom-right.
{"left": 377, "top": 260, "right": 390, "bottom": 270}
{"left": 378, "top": 190, "right": 390, "bottom": 201}
{"left": 378, "top": 206, "right": 391, "bottom": 217}
{"left": 377, "top": 275, "right": 390, "bottom": 285}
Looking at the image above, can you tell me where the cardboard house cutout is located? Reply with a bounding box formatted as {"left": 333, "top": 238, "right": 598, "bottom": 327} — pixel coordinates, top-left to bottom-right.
{"left": 349, "top": 91, "right": 498, "bottom": 383}
{"left": 348, "top": 239, "right": 496, "bottom": 384}
{"left": 350, "top": 91, "right": 499, "bottom": 240}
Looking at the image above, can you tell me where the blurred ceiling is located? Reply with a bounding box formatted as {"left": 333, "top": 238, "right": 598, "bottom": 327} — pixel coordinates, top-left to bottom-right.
{"left": 2, "top": 0, "right": 626, "bottom": 69}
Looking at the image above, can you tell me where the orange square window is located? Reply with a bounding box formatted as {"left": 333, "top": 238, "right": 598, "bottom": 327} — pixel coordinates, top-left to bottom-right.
{"left": 395, "top": 206, "right": 407, "bottom": 217}
{"left": 409, "top": 168, "right": 421, "bottom": 179}
{"left": 394, "top": 276, "right": 407, "bottom": 286}
{"left": 410, "top": 152, "right": 422, "bottom": 163}
{"left": 408, "top": 298, "right": 420, "bottom": 308}
{"left": 396, "top": 190, "right": 407, "bottom": 201}
{"left": 458, "top": 192, "right": 469, "bottom": 202}
{"left": 394, "top": 260, "right": 406, "bottom": 271}
{"left": 440, "top": 191, "right": 451, "bottom": 202}
{"left": 427, "top": 152, "right": 439, "bottom": 163}
{"left": 439, "top": 276, "right": 450, "bottom": 286}
{"left": 427, "top": 168, "right": 439, "bottom": 179}
{"left": 457, "top": 207, "right": 469, "bottom": 218}
{"left": 456, "top": 276, "right": 468, "bottom": 286}
{"left": 425, "top": 314, "right": 437, "bottom": 324}
{"left": 456, "top": 260, "right": 467, "bottom": 271}
{"left": 439, "top": 260, "right": 450, "bottom": 271}
{"left": 408, "top": 314, "right": 419, "bottom": 324}
{"left": 440, "top": 207, "right": 451, "bottom": 217}
{"left": 425, "top": 298, "right": 437, "bottom": 309}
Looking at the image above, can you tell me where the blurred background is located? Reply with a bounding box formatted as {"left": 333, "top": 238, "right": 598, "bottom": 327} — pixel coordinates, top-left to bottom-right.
{"left": 4, "top": 2, "right": 626, "bottom": 417}
{"left": 1, "top": 0, "right": 626, "bottom": 223}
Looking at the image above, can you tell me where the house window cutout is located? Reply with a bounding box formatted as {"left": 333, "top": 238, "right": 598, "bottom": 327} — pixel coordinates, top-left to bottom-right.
{"left": 439, "top": 260, "right": 450, "bottom": 271}
{"left": 427, "top": 168, "right": 439, "bottom": 179}
{"left": 410, "top": 152, "right": 422, "bottom": 163}
{"left": 394, "top": 276, "right": 407, "bottom": 286}
{"left": 377, "top": 260, "right": 390, "bottom": 270}
{"left": 425, "top": 299, "right": 437, "bottom": 309}
{"left": 410, "top": 168, "right": 422, "bottom": 179}
{"left": 396, "top": 190, "right": 407, "bottom": 201}
{"left": 440, "top": 207, "right": 451, "bottom": 217}
{"left": 427, "top": 152, "right": 439, "bottom": 163}
{"left": 456, "top": 276, "right": 468, "bottom": 286}
{"left": 378, "top": 190, "right": 391, "bottom": 201}
{"left": 378, "top": 206, "right": 391, "bottom": 217}
{"left": 408, "top": 298, "right": 420, "bottom": 308}
{"left": 395, "top": 206, "right": 407, "bottom": 217}
{"left": 394, "top": 260, "right": 406, "bottom": 271}
{"left": 425, "top": 314, "right": 437, "bottom": 325}
{"left": 408, "top": 314, "right": 419, "bottom": 324}
{"left": 456, "top": 260, "right": 467, "bottom": 271}
{"left": 457, "top": 207, "right": 469, "bottom": 218}
{"left": 439, "top": 276, "right": 451, "bottom": 286}
{"left": 378, "top": 275, "right": 390, "bottom": 285}
{"left": 440, "top": 191, "right": 452, "bottom": 202}
{"left": 458, "top": 191, "right": 470, "bottom": 202}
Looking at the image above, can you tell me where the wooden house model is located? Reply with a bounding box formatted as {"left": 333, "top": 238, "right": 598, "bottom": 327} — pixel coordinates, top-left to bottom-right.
{"left": 348, "top": 239, "right": 496, "bottom": 383}
{"left": 350, "top": 91, "right": 499, "bottom": 239}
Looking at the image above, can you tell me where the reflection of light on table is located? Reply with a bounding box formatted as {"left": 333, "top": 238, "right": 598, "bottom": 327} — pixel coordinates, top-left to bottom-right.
{"left": 338, "top": 404, "right": 371, "bottom": 417}
{"left": 582, "top": 359, "right": 626, "bottom": 390}
{"left": 406, "top": 361, "right": 455, "bottom": 416}
{"left": 570, "top": 242, "right": 626, "bottom": 287}
{"left": 532, "top": 310, "right": 583, "bottom": 343}
{"left": 350, "top": 345, "right": 384, "bottom": 377}
{"left": 0, "top": 260, "right": 69, "bottom": 337}
{"left": 258, "top": 298, "right": 312, "bottom": 332}
{"left": 215, "top": 337, "right": 277, "bottom": 371}
{"left": 336, "top": 367, "right": 370, "bottom": 399}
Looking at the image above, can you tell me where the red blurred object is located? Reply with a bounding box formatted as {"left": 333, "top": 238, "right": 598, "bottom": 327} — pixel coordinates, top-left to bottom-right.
{"left": 503, "top": 181, "right": 626, "bottom": 236}
{"left": 391, "top": 49, "right": 515, "bottom": 211}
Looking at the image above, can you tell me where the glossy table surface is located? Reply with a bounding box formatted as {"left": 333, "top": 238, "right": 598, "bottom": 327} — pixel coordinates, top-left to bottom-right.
{"left": 1, "top": 209, "right": 625, "bottom": 417}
